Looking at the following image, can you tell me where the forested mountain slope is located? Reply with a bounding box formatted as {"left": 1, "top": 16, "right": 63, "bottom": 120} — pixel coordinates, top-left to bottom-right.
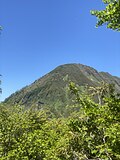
{"left": 4, "top": 63, "right": 120, "bottom": 108}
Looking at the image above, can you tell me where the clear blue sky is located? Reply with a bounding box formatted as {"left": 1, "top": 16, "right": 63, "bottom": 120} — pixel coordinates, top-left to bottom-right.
{"left": 0, "top": 0, "right": 120, "bottom": 101}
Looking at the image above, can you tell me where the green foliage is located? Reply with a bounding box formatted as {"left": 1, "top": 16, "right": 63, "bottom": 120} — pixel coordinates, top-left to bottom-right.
{"left": 0, "top": 26, "right": 2, "bottom": 30}
{"left": 0, "top": 82, "right": 120, "bottom": 159}
{"left": 0, "top": 104, "right": 69, "bottom": 159}
{"left": 68, "top": 82, "right": 120, "bottom": 159}
{"left": 91, "top": 0, "right": 120, "bottom": 31}
{"left": 0, "top": 75, "right": 2, "bottom": 94}
{"left": 5, "top": 64, "right": 120, "bottom": 110}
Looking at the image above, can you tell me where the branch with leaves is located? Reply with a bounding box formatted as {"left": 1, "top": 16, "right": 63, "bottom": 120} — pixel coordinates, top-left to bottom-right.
{"left": 91, "top": 0, "right": 120, "bottom": 31}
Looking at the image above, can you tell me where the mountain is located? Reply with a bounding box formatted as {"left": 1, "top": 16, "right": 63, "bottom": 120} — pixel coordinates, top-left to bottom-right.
{"left": 4, "top": 63, "right": 120, "bottom": 108}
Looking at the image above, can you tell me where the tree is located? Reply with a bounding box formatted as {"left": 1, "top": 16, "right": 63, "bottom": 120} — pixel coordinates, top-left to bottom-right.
{"left": 1, "top": 83, "right": 120, "bottom": 159}
{"left": 91, "top": 0, "right": 120, "bottom": 31}
{"left": 0, "top": 26, "right": 2, "bottom": 34}
{"left": 0, "top": 75, "right": 2, "bottom": 94}
{"left": 0, "top": 104, "right": 69, "bottom": 160}
{"left": 0, "top": 25, "right": 2, "bottom": 95}
{"left": 68, "top": 82, "right": 120, "bottom": 159}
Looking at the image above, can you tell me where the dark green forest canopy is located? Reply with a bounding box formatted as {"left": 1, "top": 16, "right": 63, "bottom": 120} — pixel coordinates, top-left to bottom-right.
{"left": 91, "top": 0, "right": 120, "bottom": 31}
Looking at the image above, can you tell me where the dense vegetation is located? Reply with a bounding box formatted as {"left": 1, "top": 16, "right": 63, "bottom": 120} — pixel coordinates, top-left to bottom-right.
{"left": 0, "top": 1, "right": 120, "bottom": 159}
{"left": 4, "top": 64, "right": 120, "bottom": 110}
{"left": 0, "top": 83, "right": 120, "bottom": 160}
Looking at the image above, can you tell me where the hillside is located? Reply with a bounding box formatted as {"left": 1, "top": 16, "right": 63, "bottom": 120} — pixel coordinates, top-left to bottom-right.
{"left": 4, "top": 63, "right": 120, "bottom": 108}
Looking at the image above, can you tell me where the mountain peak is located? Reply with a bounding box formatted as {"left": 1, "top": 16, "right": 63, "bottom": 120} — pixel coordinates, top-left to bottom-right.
{"left": 5, "top": 63, "right": 120, "bottom": 108}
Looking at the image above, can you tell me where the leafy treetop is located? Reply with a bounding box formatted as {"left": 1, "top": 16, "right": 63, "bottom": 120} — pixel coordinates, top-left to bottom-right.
{"left": 91, "top": 0, "right": 120, "bottom": 31}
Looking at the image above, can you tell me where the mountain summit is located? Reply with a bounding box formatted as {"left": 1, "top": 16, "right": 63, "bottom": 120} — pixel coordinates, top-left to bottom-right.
{"left": 5, "top": 63, "right": 120, "bottom": 108}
